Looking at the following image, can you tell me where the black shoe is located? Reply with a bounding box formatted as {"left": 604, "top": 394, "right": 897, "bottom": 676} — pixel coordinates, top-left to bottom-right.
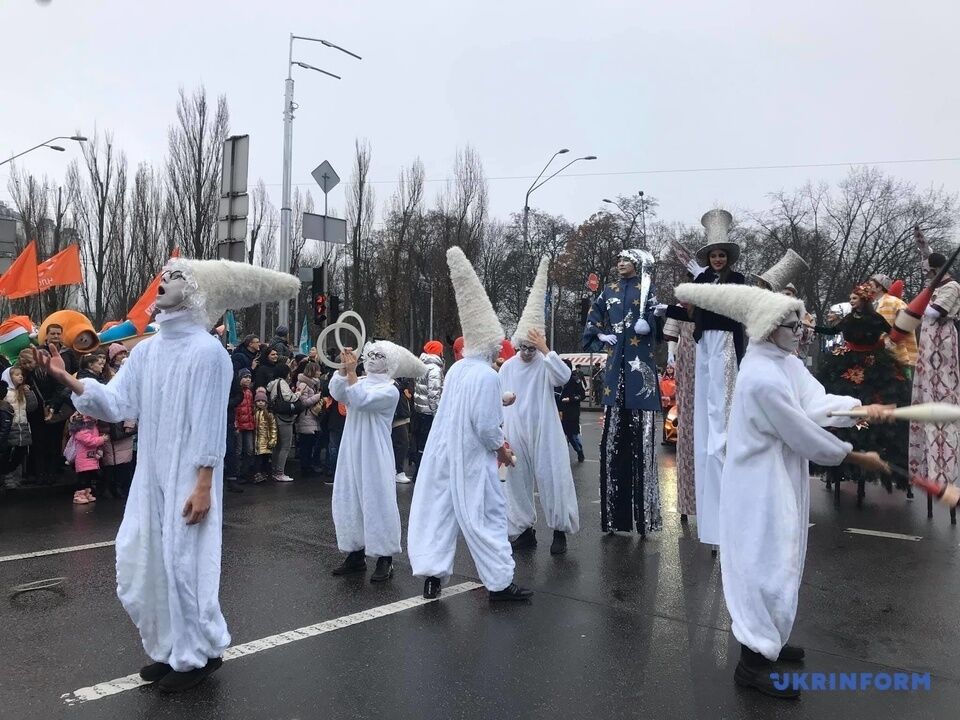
{"left": 710, "top": 546, "right": 718, "bottom": 557}
{"left": 370, "top": 556, "right": 394, "bottom": 583}
{"left": 777, "top": 644, "right": 805, "bottom": 663}
{"left": 734, "top": 644, "right": 800, "bottom": 699}
{"left": 511, "top": 527, "right": 537, "bottom": 549}
{"left": 423, "top": 576, "right": 441, "bottom": 599}
{"left": 157, "top": 657, "right": 223, "bottom": 693}
{"left": 680, "top": 513, "right": 688, "bottom": 523}
{"left": 577, "top": 453, "right": 585, "bottom": 464}
{"left": 488, "top": 583, "right": 534, "bottom": 601}
{"left": 906, "top": 487, "right": 915, "bottom": 500}
{"left": 139, "top": 661, "right": 173, "bottom": 682}
{"left": 226, "top": 480, "right": 244, "bottom": 494}
{"left": 550, "top": 530, "right": 567, "bottom": 555}
{"left": 331, "top": 550, "right": 366, "bottom": 576}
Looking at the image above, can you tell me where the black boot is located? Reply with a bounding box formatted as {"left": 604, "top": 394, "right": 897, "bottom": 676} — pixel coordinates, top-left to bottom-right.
{"left": 577, "top": 452, "right": 585, "bottom": 463}
{"left": 734, "top": 644, "right": 800, "bottom": 699}
{"left": 370, "top": 556, "right": 394, "bottom": 583}
{"left": 489, "top": 583, "right": 534, "bottom": 602}
{"left": 331, "top": 549, "right": 366, "bottom": 576}
{"left": 423, "top": 576, "right": 441, "bottom": 599}
{"left": 550, "top": 530, "right": 567, "bottom": 555}
{"left": 777, "top": 644, "right": 805, "bottom": 663}
{"left": 511, "top": 527, "right": 537, "bottom": 549}
{"left": 139, "top": 661, "right": 173, "bottom": 682}
{"left": 225, "top": 478, "right": 244, "bottom": 494}
{"left": 157, "top": 657, "right": 223, "bottom": 693}
{"left": 680, "top": 513, "right": 688, "bottom": 523}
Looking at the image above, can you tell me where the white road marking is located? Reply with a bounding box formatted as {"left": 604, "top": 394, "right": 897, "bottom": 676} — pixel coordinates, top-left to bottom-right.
{"left": 0, "top": 540, "right": 115, "bottom": 563}
{"left": 61, "top": 581, "right": 483, "bottom": 706}
{"left": 844, "top": 528, "right": 922, "bottom": 541}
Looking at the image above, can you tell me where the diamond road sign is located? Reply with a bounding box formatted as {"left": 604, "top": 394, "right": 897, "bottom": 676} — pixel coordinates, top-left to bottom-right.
{"left": 311, "top": 161, "right": 340, "bottom": 195}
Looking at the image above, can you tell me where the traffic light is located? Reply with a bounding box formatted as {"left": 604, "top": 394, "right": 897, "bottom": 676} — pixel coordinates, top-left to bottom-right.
{"left": 329, "top": 294, "right": 341, "bottom": 323}
{"left": 314, "top": 293, "right": 327, "bottom": 324}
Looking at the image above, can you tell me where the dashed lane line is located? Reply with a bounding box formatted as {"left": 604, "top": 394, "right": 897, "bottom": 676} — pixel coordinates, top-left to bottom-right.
{"left": 0, "top": 540, "right": 115, "bottom": 563}
{"left": 61, "top": 581, "right": 484, "bottom": 706}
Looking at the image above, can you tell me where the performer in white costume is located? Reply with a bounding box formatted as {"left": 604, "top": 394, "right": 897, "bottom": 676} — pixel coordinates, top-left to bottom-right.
{"left": 38, "top": 258, "right": 298, "bottom": 693}
{"left": 330, "top": 340, "right": 426, "bottom": 583}
{"left": 675, "top": 281, "right": 891, "bottom": 699}
{"left": 408, "top": 246, "right": 533, "bottom": 602}
{"left": 500, "top": 256, "right": 579, "bottom": 555}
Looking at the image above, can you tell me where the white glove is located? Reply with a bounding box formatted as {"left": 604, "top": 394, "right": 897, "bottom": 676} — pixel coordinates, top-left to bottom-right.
{"left": 597, "top": 333, "right": 617, "bottom": 346}
{"left": 924, "top": 305, "right": 942, "bottom": 318}
{"left": 667, "top": 352, "right": 676, "bottom": 366}
{"left": 653, "top": 304, "right": 668, "bottom": 317}
{"left": 634, "top": 319, "right": 651, "bottom": 335}
{"left": 686, "top": 259, "right": 707, "bottom": 278}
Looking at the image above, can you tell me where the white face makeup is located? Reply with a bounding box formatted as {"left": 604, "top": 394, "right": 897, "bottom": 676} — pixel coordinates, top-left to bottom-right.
{"left": 770, "top": 309, "right": 803, "bottom": 353}
{"left": 362, "top": 346, "right": 390, "bottom": 375}
{"left": 518, "top": 343, "right": 538, "bottom": 363}
{"left": 155, "top": 268, "right": 190, "bottom": 311}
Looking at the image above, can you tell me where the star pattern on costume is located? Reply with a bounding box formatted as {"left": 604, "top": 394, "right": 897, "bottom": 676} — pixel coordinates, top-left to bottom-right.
{"left": 629, "top": 337, "right": 640, "bottom": 347}
{"left": 628, "top": 357, "right": 643, "bottom": 373}
{"left": 635, "top": 282, "right": 642, "bottom": 291}
{"left": 608, "top": 282, "right": 619, "bottom": 291}
{"left": 632, "top": 299, "right": 641, "bottom": 306}
{"left": 603, "top": 386, "right": 611, "bottom": 396}
{"left": 605, "top": 346, "right": 614, "bottom": 356}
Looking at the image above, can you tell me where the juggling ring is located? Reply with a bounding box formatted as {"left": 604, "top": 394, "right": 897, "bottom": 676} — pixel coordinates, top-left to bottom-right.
{"left": 317, "top": 311, "right": 367, "bottom": 370}
{"left": 10, "top": 576, "right": 66, "bottom": 599}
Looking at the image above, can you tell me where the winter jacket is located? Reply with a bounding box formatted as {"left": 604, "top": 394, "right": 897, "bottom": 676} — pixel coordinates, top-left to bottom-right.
{"left": 267, "top": 377, "right": 301, "bottom": 425}
{"left": 413, "top": 354, "right": 444, "bottom": 415}
{"left": 254, "top": 359, "right": 279, "bottom": 390}
{"left": 269, "top": 336, "right": 292, "bottom": 361}
{"left": 0, "top": 401, "right": 13, "bottom": 447}
{"left": 393, "top": 378, "right": 414, "bottom": 428}
{"left": 235, "top": 387, "right": 255, "bottom": 431}
{"left": 555, "top": 374, "right": 584, "bottom": 436}
{"left": 73, "top": 426, "right": 106, "bottom": 473}
{"left": 5, "top": 387, "right": 38, "bottom": 447}
{"left": 232, "top": 344, "right": 257, "bottom": 376}
{"left": 326, "top": 397, "right": 347, "bottom": 436}
{"left": 254, "top": 407, "right": 278, "bottom": 455}
{"left": 294, "top": 375, "right": 326, "bottom": 435}
{"left": 102, "top": 422, "right": 136, "bottom": 467}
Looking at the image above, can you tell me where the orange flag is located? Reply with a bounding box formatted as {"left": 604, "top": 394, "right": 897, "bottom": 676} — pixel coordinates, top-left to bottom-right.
{"left": 127, "top": 248, "right": 180, "bottom": 334}
{"left": 37, "top": 244, "right": 83, "bottom": 293}
{"left": 0, "top": 241, "right": 39, "bottom": 299}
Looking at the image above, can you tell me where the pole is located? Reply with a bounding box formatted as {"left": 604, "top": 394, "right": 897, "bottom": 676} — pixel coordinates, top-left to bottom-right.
{"left": 429, "top": 285, "right": 434, "bottom": 340}
{"left": 279, "top": 50, "right": 295, "bottom": 329}
{"left": 550, "top": 283, "right": 556, "bottom": 348}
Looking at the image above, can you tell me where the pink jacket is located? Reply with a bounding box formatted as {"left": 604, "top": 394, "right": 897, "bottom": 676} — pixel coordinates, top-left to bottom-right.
{"left": 73, "top": 427, "right": 106, "bottom": 473}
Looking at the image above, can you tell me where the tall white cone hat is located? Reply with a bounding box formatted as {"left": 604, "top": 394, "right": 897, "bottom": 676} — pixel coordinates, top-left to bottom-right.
{"left": 166, "top": 258, "right": 300, "bottom": 328}
{"left": 446, "top": 246, "right": 504, "bottom": 359}
{"left": 674, "top": 283, "right": 803, "bottom": 341}
{"left": 512, "top": 255, "right": 550, "bottom": 346}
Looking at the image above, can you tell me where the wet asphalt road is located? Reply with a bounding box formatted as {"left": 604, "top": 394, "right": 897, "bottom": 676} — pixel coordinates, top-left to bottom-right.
{"left": 1, "top": 416, "right": 958, "bottom": 719}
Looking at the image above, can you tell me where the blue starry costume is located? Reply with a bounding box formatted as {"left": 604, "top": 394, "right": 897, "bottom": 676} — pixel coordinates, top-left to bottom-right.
{"left": 582, "top": 250, "right": 662, "bottom": 534}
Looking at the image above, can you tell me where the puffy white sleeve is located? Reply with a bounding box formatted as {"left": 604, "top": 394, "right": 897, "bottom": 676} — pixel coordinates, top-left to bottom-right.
{"left": 756, "top": 381, "right": 853, "bottom": 467}
{"left": 473, "top": 371, "right": 505, "bottom": 451}
{"left": 344, "top": 380, "right": 399, "bottom": 414}
{"left": 544, "top": 351, "right": 572, "bottom": 386}
{"left": 186, "top": 344, "right": 232, "bottom": 469}
{"left": 329, "top": 372, "right": 348, "bottom": 403}
{"left": 791, "top": 358, "right": 859, "bottom": 428}
{"left": 72, "top": 345, "right": 143, "bottom": 423}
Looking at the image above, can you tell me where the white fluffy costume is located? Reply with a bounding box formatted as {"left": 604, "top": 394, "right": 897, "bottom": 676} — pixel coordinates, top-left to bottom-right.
{"left": 407, "top": 247, "right": 516, "bottom": 591}
{"left": 676, "top": 283, "right": 860, "bottom": 660}
{"left": 331, "top": 340, "right": 426, "bottom": 558}
{"left": 501, "top": 256, "right": 580, "bottom": 536}
{"left": 71, "top": 258, "right": 298, "bottom": 672}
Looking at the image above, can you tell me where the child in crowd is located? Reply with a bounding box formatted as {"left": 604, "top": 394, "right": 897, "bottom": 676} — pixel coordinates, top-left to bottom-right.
{"left": 235, "top": 369, "right": 256, "bottom": 482}
{"left": 253, "top": 387, "right": 277, "bottom": 483}
{"left": 71, "top": 414, "right": 108, "bottom": 505}
{"left": 4, "top": 366, "right": 38, "bottom": 491}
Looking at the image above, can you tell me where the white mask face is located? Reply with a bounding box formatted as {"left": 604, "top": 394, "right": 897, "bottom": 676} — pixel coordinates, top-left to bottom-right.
{"left": 770, "top": 309, "right": 802, "bottom": 353}
{"left": 155, "top": 268, "right": 190, "bottom": 311}
{"left": 362, "top": 346, "right": 390, "bottom": 375}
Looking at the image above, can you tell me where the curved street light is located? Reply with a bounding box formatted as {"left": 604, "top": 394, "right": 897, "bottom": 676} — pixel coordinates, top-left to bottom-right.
{"left": 0, "top": 135, "right": 87, "bottom": 167}
{"left": 522, "top": 151, "right": 596, "bottom": 247}
{"left": 602, "top": 190, "right": 647, "bottom": 246}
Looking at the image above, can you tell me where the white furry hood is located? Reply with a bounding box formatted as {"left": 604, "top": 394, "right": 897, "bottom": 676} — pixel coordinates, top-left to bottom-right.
{"left": 363, "top": 340, "right": 428, "bottom": 379}
{"left": 512, "top": 255, "right": 550, "bottom": 346}
{"left": 674, "top": 283, "right": 804, "bottom": 341}
{"left": 166, "top": 258, "right": 300, "bottom": 329}
{"left": 446, "top": 246, "right": 504, "bottom": 359}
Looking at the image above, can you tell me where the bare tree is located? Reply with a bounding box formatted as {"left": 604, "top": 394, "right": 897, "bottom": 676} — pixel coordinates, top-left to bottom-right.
{"left": 164, "top": 86, "right": 229, "bottom": 260}
{"left": 346, "top": 139, "right": 376, "bottom": 316}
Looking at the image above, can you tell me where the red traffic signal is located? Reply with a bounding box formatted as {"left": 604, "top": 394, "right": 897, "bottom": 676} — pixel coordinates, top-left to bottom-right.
{"left": 314, "top": 293, "right": 327, "bottom": 323}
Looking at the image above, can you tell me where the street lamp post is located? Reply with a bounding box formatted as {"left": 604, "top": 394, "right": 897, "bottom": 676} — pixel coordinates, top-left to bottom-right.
{"left": 0, "top": 135, "right": 87, "bottom": 167}
{"left": 279, "top": 34, "right": 361, "bottom": 329}
{"left": 602, "top": 190, "right": 646, "bottom": 247}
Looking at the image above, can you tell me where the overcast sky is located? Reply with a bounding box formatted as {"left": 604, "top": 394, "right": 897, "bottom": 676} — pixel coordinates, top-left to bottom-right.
{"left": 2, "top": 0, "right": 959, "bottom": 231}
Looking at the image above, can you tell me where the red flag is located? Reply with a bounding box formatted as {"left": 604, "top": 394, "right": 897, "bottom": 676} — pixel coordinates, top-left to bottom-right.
{"left": 37, "top": 244, "right": 83, "bottom": 293}
{"left": 0, "top": 241, "right": 40, "bottom": 299}
{"left": 126, "top": 249, "right": 180, "bottom": 334}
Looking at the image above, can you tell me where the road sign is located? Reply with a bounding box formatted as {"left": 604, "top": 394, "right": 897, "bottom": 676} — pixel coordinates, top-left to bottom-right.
{"left": 0, "top": 218, "right": 16, "bottom": 274}
{"left": 217, "top": 134, "right": 250, "bottom": 262}
{"left": 302, "top": 213, "right": 347, "bottom": 244}
{"left": 311, "top": 161, "right": 340, "bottom": 195}
{"left": 587, "top": 273, "right": 599, "bottom": 292}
